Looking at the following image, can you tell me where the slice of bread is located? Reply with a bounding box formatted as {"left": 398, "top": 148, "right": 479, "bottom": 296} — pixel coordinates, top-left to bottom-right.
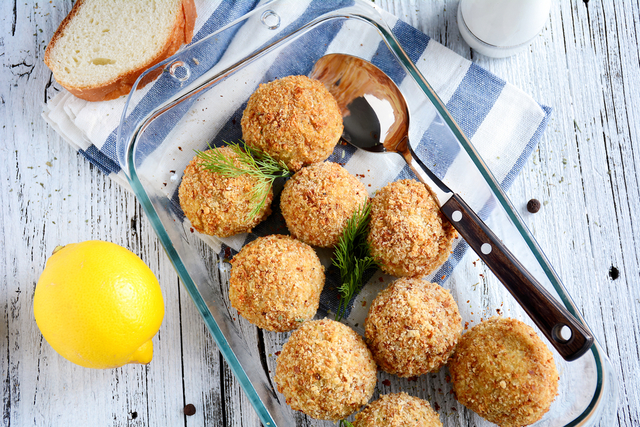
{"left": 45, "top": 0, "right": 196, "bottom": 102}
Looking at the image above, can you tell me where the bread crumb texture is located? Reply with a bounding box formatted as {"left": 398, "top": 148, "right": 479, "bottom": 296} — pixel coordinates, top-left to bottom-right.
{"left": 354, "top": 392, "right": 442, "bottom": 427}
{"left": 241, "top": 75, "right": 343, "bottom": 171}
{"left": 229, "top": 235, "right": 324, "bottom": 332}
{"left": 178, "top": 147, "right": 272, "bottom": 237}
{"left": 368, "top": 179, "right": 457, "bottom": 277}
{"left": 448, "top": 316, "right": 559, "bottom": 427}
{"left": 280, "top": 162, "right": 368, "bottom": 247}
{"left": 365, "top": 278, "right": 462, "bottom": 377}
{"left": 274, "top": 319, "right": 377, "bottom": 421}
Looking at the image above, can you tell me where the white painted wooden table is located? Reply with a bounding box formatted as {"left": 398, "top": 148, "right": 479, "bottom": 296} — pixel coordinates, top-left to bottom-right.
{"left": 2, "top": 1, "right": 639, "bottom": 426}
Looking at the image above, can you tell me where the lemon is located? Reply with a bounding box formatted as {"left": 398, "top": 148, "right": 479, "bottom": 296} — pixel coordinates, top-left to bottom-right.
{"left": 33, "top": 240, "right": 164, "bottom": 369}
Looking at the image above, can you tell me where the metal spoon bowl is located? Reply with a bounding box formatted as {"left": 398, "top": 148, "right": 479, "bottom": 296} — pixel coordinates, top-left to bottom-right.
{"left": 310, "top": 53, "right": 593, "bottom": 361}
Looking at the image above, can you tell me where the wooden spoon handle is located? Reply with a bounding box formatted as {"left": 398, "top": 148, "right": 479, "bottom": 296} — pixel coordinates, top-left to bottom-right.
{"left": 441, "top": 194, "right": 594, "bottom": 361}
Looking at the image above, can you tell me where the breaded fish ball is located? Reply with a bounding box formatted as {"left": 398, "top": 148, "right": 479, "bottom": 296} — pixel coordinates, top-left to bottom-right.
{"left": 364, "top": 277, "right": 462, "bottom": 377}
{"left": 241, "top": 75, "right": 343, "bottom": 171}
{"left": 229, "top": 235, "right": 324, "bottom": 332}
{"left": 178, "top": 147, "right": 272, "bottom": 237}
{"left": 274, "top": 319, "right": 377, "bottom": 421}
{"left": 280, "top": 162, "right": 368, "bottom": 247}
{"left": 354, "top": 392, "right": 442, "bottom": 427}
{"left": 368, "top": 179, "right": 456, "bottom": 277}
{"left": 448, "top": 316, "right": 559, "bottom": 427}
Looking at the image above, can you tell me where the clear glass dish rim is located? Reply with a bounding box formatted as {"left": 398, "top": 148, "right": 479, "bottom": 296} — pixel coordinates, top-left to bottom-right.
{"left": 116, "top": 1, "right": 617, "bottom": 425}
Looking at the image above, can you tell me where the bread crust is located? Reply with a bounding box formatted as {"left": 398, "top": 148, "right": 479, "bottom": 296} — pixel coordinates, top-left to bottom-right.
{"left": 44, "top": 0, "right": 197, "bottom": 102}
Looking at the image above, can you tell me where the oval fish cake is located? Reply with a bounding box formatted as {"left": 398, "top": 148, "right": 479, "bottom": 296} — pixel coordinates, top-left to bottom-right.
{"left": 229, "top": 234, "right": 324, "bottom": 332}
{"left": 367, "top": 179, "right": 456, "bottom": 277}
{"left": 365, "top": 277, "right": 462, "bottom": 377}
{"left": 274, "top": 319, "right": 377, "bottom": 421}
{"left": 280, "top": 162, "right": 368, "bottom": 248}
{"left": 448, "top": 316, "right": 559, "bottom": 427}
{"left": 178, "top": 147, "right": 272, "bottom": 237}
{"left": 241, "top": 75, "right": 343, "bottom": 171}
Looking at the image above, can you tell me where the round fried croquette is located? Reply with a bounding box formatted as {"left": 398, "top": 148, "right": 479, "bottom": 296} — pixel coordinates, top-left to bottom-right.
{"left": 274, "top": 319, "right": 377, "bottom": 421}
{"left": 448, "top": 316, "right": 559, "bottom": 427}
{"left": 229, "top": 235, "right": 325, "bottom": 332}
{"left": 354, "top": 392, "right": 442, "bottom": 427}
{"left": 364, "top": 278, "right": 462, "bottom": 377}
{"left": 280, "top": 162, "right": 368, "bottom": 247}
{"left": 367, "top": 179, "right": 457, "bottom": 277}
{"left": 178, "top": 147, "right": 272, "bottom": 237}
{"left": 241, "top": 75, "right": 343, "bottom": 171}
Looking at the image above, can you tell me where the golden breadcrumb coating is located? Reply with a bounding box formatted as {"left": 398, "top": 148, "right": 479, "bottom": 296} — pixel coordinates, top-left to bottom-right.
{"left": 280, "top": 162, "right": 368, "bottom": 248}
{"left": 241, "top": 75, "right": 343, "bottom": 171}
{"left": 274, "top": 319, "right": 377, "bottom": 421}
{"left": 368, "top": 179, "right": 456, "bottom": 277}
{"left": 364, "top": 278, "right": 462, "bottom": 377}
{"left": 354, "top": 392, "right": 442, "bottom": 427}
{"left": 448, "top": 316, "right": 559, "bottom": 427}
{"left": 229, "top": 235, "right": 325, "bottom": 332}
{"left": 178, "top": 147, "right": 272, "bottom": 237}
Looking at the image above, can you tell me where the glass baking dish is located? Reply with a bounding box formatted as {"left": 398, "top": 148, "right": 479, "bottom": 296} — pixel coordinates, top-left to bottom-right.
{"left": 116, "top": 1, "right": 617, "bottom": 425}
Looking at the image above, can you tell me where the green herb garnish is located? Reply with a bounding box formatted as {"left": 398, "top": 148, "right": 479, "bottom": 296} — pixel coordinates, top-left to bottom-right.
{"left": 333, "top": 201, "right": 378, "bottom": 321}
{"left": 339, "top": 420, "right": 355, "bottom": 427}
{"left": 195, "top": 141, "right": 291, "bottom": 219}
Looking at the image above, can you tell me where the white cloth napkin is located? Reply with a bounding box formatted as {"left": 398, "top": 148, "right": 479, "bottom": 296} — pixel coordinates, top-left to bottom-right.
{"left": 42, "top": 0, "right": 551, "bottom": 316}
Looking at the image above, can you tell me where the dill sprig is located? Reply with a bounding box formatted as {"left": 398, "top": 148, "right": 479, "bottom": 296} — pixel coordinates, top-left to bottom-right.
{"left": 333, "top": 201, "right": 378, "bottom": 321}
{"left": 195, "top": 141, "right": 291, "bottom": 219}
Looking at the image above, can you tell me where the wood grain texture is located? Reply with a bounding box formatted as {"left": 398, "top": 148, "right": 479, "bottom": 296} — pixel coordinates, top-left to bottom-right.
{"left": 1, "top": 0, "right": 639, "bottom": 426}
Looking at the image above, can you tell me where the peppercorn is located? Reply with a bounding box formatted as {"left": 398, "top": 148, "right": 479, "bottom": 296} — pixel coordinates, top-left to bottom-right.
{"left": 609, "top": 266, "right": 620, "bottom": 280}
{"left": 527, "top": 199, "right": 541, "bottom": 213}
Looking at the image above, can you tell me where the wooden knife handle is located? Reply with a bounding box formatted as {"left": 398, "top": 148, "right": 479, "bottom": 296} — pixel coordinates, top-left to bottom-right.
{"left": 441, "top": 194, "right": 594, "bottom": 361}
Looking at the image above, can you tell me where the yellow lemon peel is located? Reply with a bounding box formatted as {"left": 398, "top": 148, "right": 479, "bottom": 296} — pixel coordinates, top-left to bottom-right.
{"left": 33, "top": 240, "right": 164, "bottom": 369}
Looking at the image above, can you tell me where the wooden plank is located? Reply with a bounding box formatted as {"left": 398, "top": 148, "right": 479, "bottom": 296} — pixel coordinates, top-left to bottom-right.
{"left": 1, "top": 1, "right": 211, "bottom": 425}
{"left": 477, "top": 1, "right": 640, "bottom": 425}
{"left": 2, "top": 0, "right": 640, "bottom": 426}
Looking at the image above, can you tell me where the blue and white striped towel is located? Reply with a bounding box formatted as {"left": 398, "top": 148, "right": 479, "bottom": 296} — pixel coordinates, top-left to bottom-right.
{"left": 42, "top": 0, "right": 551, "bottom": 317}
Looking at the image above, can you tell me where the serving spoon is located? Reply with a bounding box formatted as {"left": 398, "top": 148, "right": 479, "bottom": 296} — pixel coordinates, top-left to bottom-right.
{"left": 310, "top": 53, "right": 593, "bottom": 361}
